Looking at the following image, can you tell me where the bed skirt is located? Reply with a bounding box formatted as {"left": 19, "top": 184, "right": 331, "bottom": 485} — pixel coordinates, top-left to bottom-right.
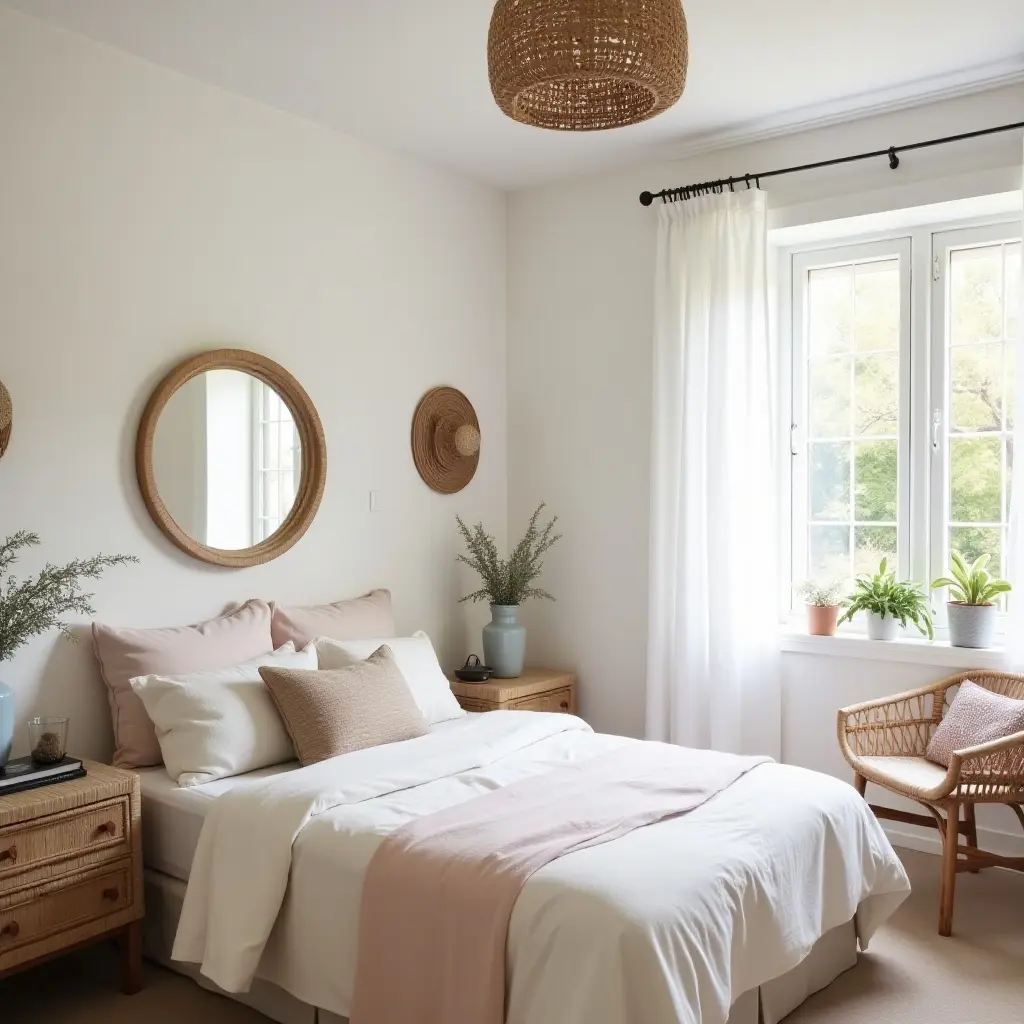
{"left": 142, "top": 868, "right": 857, "bottom": 1024}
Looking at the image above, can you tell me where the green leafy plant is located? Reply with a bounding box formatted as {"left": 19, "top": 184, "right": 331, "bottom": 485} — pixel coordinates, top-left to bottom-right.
{"left": 456, "top": 503, "right": 561, "bottom": 606}
{"left": 838, "top": 558, "right": 934, "bottom": 639}
{"left": 794, "top": 579, "right": 846, "bottom": 607}
{"left": 930, "top": 550, "right": 1011, "bottom": 606}
{"left": 0, "top": 532, "right": 138, "bottom": 662}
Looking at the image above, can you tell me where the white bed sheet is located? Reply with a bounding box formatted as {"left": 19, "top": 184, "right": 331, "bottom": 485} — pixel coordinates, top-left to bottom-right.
{"left": 138, "top": 764, "right": 298, "bottom": 880}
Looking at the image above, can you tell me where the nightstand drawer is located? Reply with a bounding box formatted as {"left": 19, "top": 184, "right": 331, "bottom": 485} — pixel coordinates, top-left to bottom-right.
{"left": 0, "top": 797, "right": 129, "bottom": 884}
{"left": 0, "top": 861, "right": 131, "bottom": 954}
{"left": 510, "top": 687, "right": 573, "bottom": 714}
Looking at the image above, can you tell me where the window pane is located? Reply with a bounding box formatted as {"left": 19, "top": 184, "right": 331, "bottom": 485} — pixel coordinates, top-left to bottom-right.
{"left": 809, "top": 442, "right": 850, "bottom": 520}
{"left": 808, "top": 357, "right": 851, "bottom": 437}
{"left": 853, "top": 353, "right": 898, "bottom": 435}
{"left": 1007, "top": 340, "right": 1016, "bottom": 431}
{"left": 949, "top": 436, "right": 1002, "bottom": 522}
{"left": 854, "top": 260, "right": 899, "bottom": 351}
{"left": 950, "top": 343, "right": 1003, "bottom": 432}
{"left": 949, "top": 526, "right": 1002, "bottom": 577}
{"left": 808, "top": 265, "right": 853, "bottom": 354}
{"left": 854, "top": 440, "right": 897, "bottom": 520}
{"left": 263, "top": 420, "right": 280, "bottom": 465}
{"left": 809, "top": 525, "right": 850, "bottom": 579}
{"left": 1008, "top": 242, "right": 1020, "bottom": 340}
{"left": 855, "top": 526, "right": 897, "bottom": 576}
{"left": 950, "top": 246, "right": 1002, "bottom": 345}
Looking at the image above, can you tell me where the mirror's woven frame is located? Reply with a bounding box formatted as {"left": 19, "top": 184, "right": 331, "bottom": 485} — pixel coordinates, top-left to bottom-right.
{"left": 136, "top": 349, "right": 327, "bottom": 568}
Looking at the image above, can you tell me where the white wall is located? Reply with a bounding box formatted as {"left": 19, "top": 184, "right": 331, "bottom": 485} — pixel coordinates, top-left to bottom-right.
{"left": 508, "top": 84, "right": 1024, "bottom": 849}
{"left": 0, "top": 9, "right": 507, "bottom": 761}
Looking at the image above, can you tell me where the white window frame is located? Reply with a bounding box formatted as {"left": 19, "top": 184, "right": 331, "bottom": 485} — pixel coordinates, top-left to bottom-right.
{"left": 251, "top": 378, "right": 301, "bottom": 543}
{"left": 789, "top": 238, "right": 912, "bottom": 596}
{"left": 781, "top": 215, "right": 1021, "bottom": 638}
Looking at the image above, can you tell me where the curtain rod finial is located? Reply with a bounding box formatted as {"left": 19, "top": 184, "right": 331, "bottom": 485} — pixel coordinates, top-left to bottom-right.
{"left": 639, "top": 191, "right": 655, "bottom": 207}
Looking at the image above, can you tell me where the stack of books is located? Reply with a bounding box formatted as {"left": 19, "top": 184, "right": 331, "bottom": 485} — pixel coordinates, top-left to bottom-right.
{"left": 0, "top": 756, "right": 86, "bottom": 796}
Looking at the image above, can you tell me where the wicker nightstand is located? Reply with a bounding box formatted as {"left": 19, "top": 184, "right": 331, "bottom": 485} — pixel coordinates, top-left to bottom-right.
{"left": 450, "top": 668, "right": 577, "bottom": 715}
{"left": 0, "top": 760, "right": 144, "bottom": 992}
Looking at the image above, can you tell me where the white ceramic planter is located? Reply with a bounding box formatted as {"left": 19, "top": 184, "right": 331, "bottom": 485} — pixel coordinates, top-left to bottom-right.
{"left": 866, "top": 611, "right": 899, "bottom": 641}
{"left": 947, "top": 603, "right": 997, "bottom": 649}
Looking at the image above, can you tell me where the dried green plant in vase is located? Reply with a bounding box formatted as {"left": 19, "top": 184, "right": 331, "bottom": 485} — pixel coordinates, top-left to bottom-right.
{"left": 0, "top": 531, "right": 138, "bottom": 662}
{"left": 455, "top": 503, "right": 561, "bottom": 678}
{"left": 0, "top": 531, "right": 137, "bottom": 766}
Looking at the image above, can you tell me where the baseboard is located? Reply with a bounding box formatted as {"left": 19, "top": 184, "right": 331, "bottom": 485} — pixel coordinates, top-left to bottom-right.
{"left": 882, "top": 821, "right": 1024, "bottom": 859}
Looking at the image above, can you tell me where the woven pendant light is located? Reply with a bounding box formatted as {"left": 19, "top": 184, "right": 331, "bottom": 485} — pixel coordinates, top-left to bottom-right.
{"left": 488, "top": 0, "right": 688, "bottom": 132}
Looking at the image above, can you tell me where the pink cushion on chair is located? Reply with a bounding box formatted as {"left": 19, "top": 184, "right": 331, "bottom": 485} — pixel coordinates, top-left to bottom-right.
{"left": 270, "top": 589, "right": 395, "bottom": 648}
{"left": 93, "top": 600, "right": 274, "bottom": 768}
{"left": 925, "top": 680, "right": 1024, "bottom": 767}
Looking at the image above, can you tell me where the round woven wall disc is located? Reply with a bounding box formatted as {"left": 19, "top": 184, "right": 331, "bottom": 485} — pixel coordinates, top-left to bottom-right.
{"left": 0, "top": 381, "right": 11, "bottom": 460}
{"left": 411, "top": 387, "right": 480, "bottom": 494}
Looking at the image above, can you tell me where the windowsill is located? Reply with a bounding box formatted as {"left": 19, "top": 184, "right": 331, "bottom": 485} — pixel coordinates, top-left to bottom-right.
{"left": 780, "top": 628, "right": 1007, "bottom": 667}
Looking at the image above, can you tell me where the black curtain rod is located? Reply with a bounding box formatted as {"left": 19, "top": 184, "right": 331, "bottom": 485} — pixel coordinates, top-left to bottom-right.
{"left": 638, "top": 120, "right": 1024, "bottom": 206}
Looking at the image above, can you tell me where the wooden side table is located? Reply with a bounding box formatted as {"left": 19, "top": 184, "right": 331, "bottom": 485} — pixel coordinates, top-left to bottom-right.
{"left": 0, "top": 760, "right": 144, "bottom": 992}
{"left": 450, "top": 668, "right": 577, "bottom": 716}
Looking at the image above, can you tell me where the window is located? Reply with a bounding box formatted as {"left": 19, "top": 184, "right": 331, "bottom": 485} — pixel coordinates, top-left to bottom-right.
{"left": 252, "top": 380, "right": 301, "bottom": 542}
{"left": 787, "top": 219, "right": 1021, "bottom": 627}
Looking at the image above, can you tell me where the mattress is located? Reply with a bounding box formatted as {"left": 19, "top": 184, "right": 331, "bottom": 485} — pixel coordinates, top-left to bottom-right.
{"left": 138, "top": 763, "right": 297, "bottom": 881}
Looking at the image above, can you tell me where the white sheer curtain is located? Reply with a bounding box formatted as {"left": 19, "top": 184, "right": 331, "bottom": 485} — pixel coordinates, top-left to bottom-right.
{"left": 1003, "top": 143, "right": 1024, "bottom": 667}
{"left": 646, "top": 188, "right": 781, "bottom": 758}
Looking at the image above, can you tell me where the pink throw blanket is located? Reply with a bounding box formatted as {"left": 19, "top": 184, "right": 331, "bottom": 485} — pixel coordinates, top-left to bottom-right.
{"left": 350, "top": 742, "right": 770, "bottom": 1024}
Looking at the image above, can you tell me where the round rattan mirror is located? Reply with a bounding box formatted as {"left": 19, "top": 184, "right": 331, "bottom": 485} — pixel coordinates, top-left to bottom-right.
{"left": 137, "top": 349, "right": 326, "bottom": 568}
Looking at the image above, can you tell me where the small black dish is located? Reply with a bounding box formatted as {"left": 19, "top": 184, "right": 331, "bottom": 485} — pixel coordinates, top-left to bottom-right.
{"left": 454, "top": 654, "right": 492, "bottom": 683}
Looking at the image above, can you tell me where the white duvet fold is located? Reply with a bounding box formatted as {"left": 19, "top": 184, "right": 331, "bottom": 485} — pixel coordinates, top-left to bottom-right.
{"left": 173, "top": 711, "right": 592, "bottom": 990}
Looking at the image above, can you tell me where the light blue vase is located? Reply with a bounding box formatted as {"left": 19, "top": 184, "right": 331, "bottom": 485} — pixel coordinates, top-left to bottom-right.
{"left": 0, "top": 680, "right": 13, "bottom": 769}
{"left": 482, "top": 605, "right": 526, "bottom": 679}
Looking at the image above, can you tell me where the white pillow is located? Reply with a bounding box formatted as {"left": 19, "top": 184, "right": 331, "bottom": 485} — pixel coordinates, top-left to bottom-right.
{"left": 314, "top": 631, "right": 464, "bottom": 726}
{"left": 130, "top": 642, "right": 317, "bottom": 787}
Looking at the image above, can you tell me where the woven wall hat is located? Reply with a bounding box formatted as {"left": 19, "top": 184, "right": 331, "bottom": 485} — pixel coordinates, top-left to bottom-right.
{"left": 411, "top": 387, "right": 480, "bottom": 494}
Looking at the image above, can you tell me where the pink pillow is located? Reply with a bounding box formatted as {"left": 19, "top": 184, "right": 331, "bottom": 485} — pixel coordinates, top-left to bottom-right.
{"left": 926, "top": 680, "right": 1024, "bottom": 767}
{"left": 93, "top": 599, "right": 274, "bottom": 768}
{"left": 270, "top": 589, "right": 395, "bottom": 648}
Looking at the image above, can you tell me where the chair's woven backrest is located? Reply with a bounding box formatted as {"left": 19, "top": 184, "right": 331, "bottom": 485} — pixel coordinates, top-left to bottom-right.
{"left": 936, "top": 671, "right": 1024, "bottom": 721}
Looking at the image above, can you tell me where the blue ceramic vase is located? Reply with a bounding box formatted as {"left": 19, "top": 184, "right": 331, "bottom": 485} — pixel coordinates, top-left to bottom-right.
{"left": 482, "top": 605, "right": 526, "bottom": 678}
{"left": 0, "top": 680, "right": 13, "bottom": 768}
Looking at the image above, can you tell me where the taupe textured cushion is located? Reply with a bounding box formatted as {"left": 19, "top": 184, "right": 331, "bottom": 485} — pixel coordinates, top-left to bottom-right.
{"left": 926, "top": 680, "right": 1024, "bottom": 767}
{"left": 259, "top": 645, "right": 428, "bottom": 766}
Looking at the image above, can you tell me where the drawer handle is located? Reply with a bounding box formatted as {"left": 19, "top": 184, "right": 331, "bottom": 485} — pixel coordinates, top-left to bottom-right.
{"left": 102, "top": 886, "right": 120, "bottom": 902}
{"left": 0, "top": 844, "right": 16, "bottom": 865}
{"left": 559, "top": 701, "right": 569, "bottom": 710}
{"left": 95, "top": 820, "right": 118, "bottom": 839}
{"left": 0, "top": 921, "right": 19, "bottom": 940}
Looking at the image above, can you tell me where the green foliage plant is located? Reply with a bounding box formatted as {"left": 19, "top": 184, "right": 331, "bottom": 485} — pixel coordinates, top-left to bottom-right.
{"left": 930, "top": 550, "right": 1011, "bottom": 606}
{"left": 0, "top": 532, "right": 138, "bottom": 662}
{"left": 456, "top": 503, "right": 561, "bottom": 606}
{"left": 838, "top": 558, "right": 934, "bottom": 639}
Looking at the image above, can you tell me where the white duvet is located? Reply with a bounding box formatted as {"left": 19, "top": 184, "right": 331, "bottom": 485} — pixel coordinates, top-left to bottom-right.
{"left": 174, "top": 712, "right": 910, "bottom": 1024}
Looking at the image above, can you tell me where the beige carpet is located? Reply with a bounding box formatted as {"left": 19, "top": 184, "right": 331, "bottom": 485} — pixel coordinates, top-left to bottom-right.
{"left": 1, "top": 848, "right": 1021, "bottom": 1023}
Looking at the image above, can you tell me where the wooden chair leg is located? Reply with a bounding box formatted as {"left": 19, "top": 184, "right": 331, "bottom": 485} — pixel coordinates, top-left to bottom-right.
{"left": 939, "top": 802, "right": 959, "bottom": 937}
{"left": 963, "top": 803, "right": 979, "bottom": 873}
{"left": 854, "top": 773, "right": 867, "bottom": 797}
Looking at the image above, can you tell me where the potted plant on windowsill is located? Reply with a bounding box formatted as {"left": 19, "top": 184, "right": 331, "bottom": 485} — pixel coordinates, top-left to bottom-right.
{"left": 838, "top": 558, "right": 933, "bottom": 641}
{"left": 794, "top": 579, "right": 846, "bottom": 636}
{"left": 930, "top": 550, "right": 1010, "bottom": 649}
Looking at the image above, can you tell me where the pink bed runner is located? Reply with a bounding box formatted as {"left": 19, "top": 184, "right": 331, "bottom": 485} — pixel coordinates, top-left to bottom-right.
{"left": 350, "top": 742, "right": 770, "bottom": 1024}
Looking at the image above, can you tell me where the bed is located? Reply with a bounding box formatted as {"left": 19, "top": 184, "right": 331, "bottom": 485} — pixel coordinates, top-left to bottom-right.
{"left": 138, "top": 711, "right": 910, "bottom": 1024}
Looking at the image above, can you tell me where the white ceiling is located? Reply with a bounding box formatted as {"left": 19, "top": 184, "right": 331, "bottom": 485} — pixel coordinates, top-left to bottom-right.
{"left": 5, "top": 0, "right": 1024, "bottom": 189}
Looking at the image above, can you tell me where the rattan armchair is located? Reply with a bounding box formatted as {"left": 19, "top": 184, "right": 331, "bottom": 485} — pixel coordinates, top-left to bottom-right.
{"left": 838, "top": 671, "right": 1024, "bottom": 936}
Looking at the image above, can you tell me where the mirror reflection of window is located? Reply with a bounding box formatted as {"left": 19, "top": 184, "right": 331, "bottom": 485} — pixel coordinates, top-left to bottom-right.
{"left": 204, "top": 369, "right": 254, "bottom": 550}
{"left": 253, "top": 379, "right": 300, "bottom": 542}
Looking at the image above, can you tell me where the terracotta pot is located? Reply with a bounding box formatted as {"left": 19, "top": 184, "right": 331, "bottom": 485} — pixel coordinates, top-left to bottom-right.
{"left": 806, "top": 604, "right": 839, "bottom": 636}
